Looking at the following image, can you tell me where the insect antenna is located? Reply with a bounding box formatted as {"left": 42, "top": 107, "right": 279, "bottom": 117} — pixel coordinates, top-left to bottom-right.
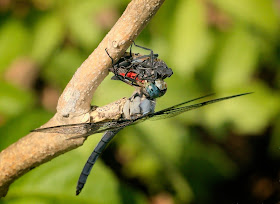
{"left": 105, "top": 48, "right": 114, "bottom": 66}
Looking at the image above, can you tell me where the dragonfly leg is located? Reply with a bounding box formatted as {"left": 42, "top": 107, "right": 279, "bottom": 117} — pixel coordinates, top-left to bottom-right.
{"left": 76, "top": 129, "right": 121, "bottom": 195}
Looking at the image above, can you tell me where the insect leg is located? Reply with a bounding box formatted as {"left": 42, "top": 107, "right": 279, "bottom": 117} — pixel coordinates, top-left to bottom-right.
{"left": 123, "top": 68, "right": 131, "bottom": 78}
{"left": 106, "top": 49, "right": 127, "bottom": 83}
{"left": 76, "top": 129, "right": 121, "bottom": 195}
{"left": 129, "top": 43, "right": 133, "bottom": 57}
{"left": 105, "top": 48, "right": 114, "bottom": 66}
{"left": 132, "top": 41, "right": 154, "bottom": 65}
{"left": 132, "top": 41, "right": 153, "bottom": 52}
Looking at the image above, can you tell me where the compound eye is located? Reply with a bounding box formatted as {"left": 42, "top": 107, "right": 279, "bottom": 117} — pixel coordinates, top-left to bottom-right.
{"left": 155, "top": 79, "right": 167, "bottom": 90}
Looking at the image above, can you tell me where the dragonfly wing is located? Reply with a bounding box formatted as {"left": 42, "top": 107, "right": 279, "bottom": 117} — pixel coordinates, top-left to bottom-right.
{"left": 68, "top": 120, "right": 133, "bottom": 139}
{"left": 31, "top": 119, "right": 134, "bottom": 139}
{"left": 31, "top": 123, "right": 94, "bottom": 135}
{"left": 31, "top": 93, "right": 252, "bottom": 138}
{"left": 73, "top": 92, "right": 253, "bottom": 137}
{"left": 135, "top": 92, "right": 253, "bottom": 122}
{"left": 157, "top": 93, "right": 215, "bottom": 112}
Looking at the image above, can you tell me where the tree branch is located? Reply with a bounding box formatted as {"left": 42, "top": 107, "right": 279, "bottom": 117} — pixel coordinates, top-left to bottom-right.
{"left": 0, "top": 0, "right": 165, "bottom": 197}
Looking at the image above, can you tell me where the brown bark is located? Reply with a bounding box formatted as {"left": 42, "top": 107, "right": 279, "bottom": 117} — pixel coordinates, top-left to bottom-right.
{"left": 0, "top": 0, "right": 165, "bottom": 197}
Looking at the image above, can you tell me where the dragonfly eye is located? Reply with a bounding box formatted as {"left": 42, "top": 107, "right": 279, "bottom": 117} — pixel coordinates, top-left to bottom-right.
{"left": 145, "top": 80, "right": 167, "bottom": 99}
{"left": 155, "top": 79, "right": 167, "bottom": 90}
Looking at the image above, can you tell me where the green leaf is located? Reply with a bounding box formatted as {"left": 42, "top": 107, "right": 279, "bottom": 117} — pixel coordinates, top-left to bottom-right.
{"left": 0, "top": 109, "right": 52, "bottom": 151}
{"left": 212, "top": 0, "right": 279, "bottom": 36}
{"left": 0, "top": 82, "right": 34, "bottom": 118}
{"left": 64, "top": 0, "right": 116, "bottom": 51}
{"left": 42, "top": 48, "right": 84, "bottom": 88}
{"left": 30, "top": 13, "right": 64, "bottom": 64}
{"left": 0, "top": 20, "right": 30, "bottom": 73}
{"left": 171, "top": 0, "right": 212, "bottom": 76}
{"left": 213, "top": 27, "right": 258, "bottom": 91}
{"left": 204, "top": 84, "right": 280, "bottom": 134}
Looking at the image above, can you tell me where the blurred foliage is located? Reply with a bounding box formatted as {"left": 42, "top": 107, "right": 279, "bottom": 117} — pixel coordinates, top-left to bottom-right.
{"left": 0, "top": 0, "right": 280, "bottom": 203}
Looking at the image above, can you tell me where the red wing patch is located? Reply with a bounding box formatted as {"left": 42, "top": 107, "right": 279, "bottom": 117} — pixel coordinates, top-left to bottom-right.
{"left": 119, "top": 72, "right": 144, "bottom": 83}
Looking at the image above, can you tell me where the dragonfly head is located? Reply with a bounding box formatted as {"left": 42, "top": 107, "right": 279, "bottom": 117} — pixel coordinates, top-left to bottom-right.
{"left": 144, "top": 79, "right": 167, "bottom": 99}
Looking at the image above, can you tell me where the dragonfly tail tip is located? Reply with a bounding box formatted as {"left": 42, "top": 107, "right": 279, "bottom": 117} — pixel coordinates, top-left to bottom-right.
{"left": 76, "top": 189, "right": 81, "bottom": 196}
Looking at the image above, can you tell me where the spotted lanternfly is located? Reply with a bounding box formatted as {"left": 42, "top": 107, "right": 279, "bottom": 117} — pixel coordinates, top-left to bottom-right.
{"left": 106, "top": 42, "right": 173, "bottom": 88}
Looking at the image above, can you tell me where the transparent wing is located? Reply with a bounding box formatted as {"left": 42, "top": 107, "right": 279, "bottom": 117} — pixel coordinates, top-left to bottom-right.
{"left": 155, "top": 93, "right": 215, "bottom": 113}
{"left": 30, "top": 123, "right": 94, "bottom": 134}
{"left": 31, "top": 92, "right": 252, "bottom": 138}
{"left": 78, "top": 120, "right": 133, "bottom": 135}
{"left": 74, "top": 92, "right": 253, "bottom": 137}
{"left": 32, "top": 93, "right": 215, "bottom": 135}
{"left": 133, "top": 92, "right": 253, "bottom": 123}
{"left": 31, "top": 120, "right": 133, "bottom": 137}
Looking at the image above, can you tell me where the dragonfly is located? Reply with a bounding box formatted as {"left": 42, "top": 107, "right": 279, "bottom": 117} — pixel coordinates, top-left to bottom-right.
{"left": 36, "top": 44, "right": 173, "bottom": 195}
{"left": 31, "top": 92, "right": 252, "bottom": 195}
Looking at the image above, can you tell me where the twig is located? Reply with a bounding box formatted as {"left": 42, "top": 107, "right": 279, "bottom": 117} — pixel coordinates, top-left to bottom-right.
{"left": 0, "top": 0, "right": 165, "bottom": 197}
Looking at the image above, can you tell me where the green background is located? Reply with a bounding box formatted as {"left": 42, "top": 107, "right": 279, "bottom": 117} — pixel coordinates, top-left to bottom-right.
{"left": 0, "top": 0, "right": 279, "bottom": 203}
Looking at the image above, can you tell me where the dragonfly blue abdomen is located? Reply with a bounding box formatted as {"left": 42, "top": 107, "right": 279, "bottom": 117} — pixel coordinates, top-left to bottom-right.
{"left": 76, "top": 130, "right": 120, "bottom": 195}
{"left": 76, "top": 89, "right": 159, "bottom": 195}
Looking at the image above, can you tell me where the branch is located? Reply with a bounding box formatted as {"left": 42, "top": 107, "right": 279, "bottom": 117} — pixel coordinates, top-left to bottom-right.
{"left": 0, "top": 0, "right": 165, "bottom": 197}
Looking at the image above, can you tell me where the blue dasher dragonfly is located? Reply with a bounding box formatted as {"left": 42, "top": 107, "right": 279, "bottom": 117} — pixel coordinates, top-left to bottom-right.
{"left": 31, "top": 92, "right": 252, "bottom": 195}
